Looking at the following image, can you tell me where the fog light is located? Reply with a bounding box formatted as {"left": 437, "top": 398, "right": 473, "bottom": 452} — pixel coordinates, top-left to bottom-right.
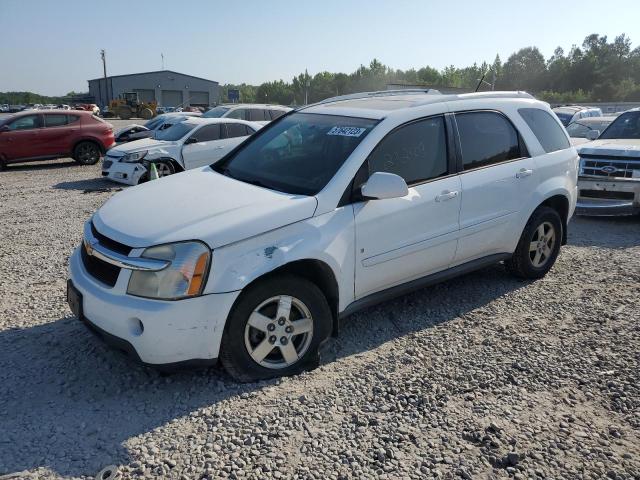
{"left": 128, "top": 318, "right": 144, "bottom": 336}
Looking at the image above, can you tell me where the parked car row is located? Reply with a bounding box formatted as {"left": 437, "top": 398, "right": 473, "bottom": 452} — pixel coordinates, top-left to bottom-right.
{"left": 67, "top": 90, "right": 580, "bottom": 381}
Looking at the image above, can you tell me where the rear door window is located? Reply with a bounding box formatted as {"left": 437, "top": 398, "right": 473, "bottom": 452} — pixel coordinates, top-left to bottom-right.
{"left": 194, "top": 124, "right": 221, "bottom": 142}
{"left": 248, "top": 109, "right": 269, "bottom": 122}
{"left": 519, "top": 108, "right": 570, "bottom": 152}
{"left": 455, "top": 111, "right": 522, "bottom": 170}
{"left": 224, "top": 123, "right": 249, "bottom": 138}
{"left": 269, "top": 109, "right": 286, "bottom": 120}
{"left": 44, "top": 114, "right": 69, "bottom": 127}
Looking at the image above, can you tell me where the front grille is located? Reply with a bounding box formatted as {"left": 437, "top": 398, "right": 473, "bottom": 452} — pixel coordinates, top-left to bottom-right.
{"left": 580, "top": 155, "right": 640, "bottom": 179}
{"left": 102, "top": 160, "right": 113, "bottom": 169}
{"left": 80, "top": 243, "right": 121, "bottom": 287}
{"left": 580, "top": 189, "right": 635, "bottom": 201}
{"left": 91, "top": 223, "right": 132, "bottom": 255}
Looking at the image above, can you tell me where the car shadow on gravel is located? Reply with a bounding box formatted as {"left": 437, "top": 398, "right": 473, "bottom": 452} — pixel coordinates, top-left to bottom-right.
{"left": 326, "top": 263, "right": 530, "bottom": 364}
{"left": 0, "top": 264, "right": 526, "bottom": 478}
{"left": 0, "top": 316, "right": 265, "bottom": 477}
{"left": 568, "top": 215, "right": 640, "bottom": 249}
{"left": 53, "top": 177, "right": 124, "bottom": 193}
{"left": 2, "top": 159, "right": 80, "bottom": 171}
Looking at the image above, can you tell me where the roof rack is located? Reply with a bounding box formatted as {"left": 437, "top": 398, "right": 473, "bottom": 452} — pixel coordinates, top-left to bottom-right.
{"left": 311, "top": 89, "right": 442, "bottom": 106}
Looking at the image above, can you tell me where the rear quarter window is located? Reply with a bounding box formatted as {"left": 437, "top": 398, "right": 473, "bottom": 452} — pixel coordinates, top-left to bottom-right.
{"left": 519, "top": 108, "right": 570, "bottom": 153}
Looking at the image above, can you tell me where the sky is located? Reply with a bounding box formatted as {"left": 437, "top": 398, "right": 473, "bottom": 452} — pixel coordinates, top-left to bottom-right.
{"left": 1, "top": 0, "right": 639, "bottom": 96}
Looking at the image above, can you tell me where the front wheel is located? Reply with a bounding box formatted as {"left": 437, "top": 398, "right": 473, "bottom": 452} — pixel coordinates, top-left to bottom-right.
{"left": 73, "top": 141, "right": 101, "bottom": 165}
{"left": 220, "top": 275, "right": 332, "bottom": 382}
{"left": 506, "top": 206, "right": 562, "bottom": 279}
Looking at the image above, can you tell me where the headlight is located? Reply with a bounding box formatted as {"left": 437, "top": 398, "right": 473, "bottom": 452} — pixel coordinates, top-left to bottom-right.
{"left": 122, "top": 150, "right": 148, "bottom": 163}
{"left": 127, "top": 241, "right": 210, "bottom": 300}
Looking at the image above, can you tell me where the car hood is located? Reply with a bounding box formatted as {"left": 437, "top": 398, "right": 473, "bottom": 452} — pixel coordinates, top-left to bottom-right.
{"left": 109, "top": 137, "right": 176, "bottom": 154}
{"left": 570, "top": 137, "right": 591, "bottom": 147}
{"left": 93, "top": 167, "right": 318, "bottom": 249}
{"left": 578, "top": 139, "right": 640, "bottom": 158}
{"left": 114, "top": 124, "right": 148, "bottom": 136}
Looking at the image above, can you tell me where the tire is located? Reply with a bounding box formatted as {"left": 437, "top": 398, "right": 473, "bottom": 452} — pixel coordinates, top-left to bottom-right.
{"left": 506, "top": 206, "right": 563, "bottom": 279}
{"left": 117, "top": 107, "right": 132, "bottom": 120}
{"left": 73, "top": 141, "right": 101, "bottom": 165}
{"left": 154, "top": 160, "right": 175, "bottom": 178}
{"left": 220, "top": 275, "right": 332, "bottom": 382}
{"left": 140, "top": 108, "right": 153, "bottom": 120}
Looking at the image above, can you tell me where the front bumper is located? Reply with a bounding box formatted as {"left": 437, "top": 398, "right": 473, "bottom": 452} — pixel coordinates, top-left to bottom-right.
{"left": 68, "top": 247, "right": 240, "bottom": 366}
{"left": 576, "top": 178, "right": 640, "bottom": 216}
{"left": 101, "top": 159, "right": 147, "bottom": 186}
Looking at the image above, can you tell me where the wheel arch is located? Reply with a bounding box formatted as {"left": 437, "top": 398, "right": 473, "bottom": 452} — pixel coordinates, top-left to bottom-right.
{"left": 228, "top": 258, "right": 341, "bottom": 336}
{"left": 72, "top": 137, "right": 105, "bottom": 154}
{"left": 539, "top": 194, "right": 570, "bottom": 245}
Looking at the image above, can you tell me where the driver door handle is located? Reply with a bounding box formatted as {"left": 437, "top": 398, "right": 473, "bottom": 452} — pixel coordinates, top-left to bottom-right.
{"left": 516, "top": 168, "right": 533, "bottom": 178}
{"left": 435, "top": 190, "right": 459, "bottom": 202}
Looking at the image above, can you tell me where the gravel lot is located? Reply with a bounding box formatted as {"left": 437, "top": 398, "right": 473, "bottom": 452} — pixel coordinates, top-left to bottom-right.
{"left": 0, "top": 155, "right": 639, "bottom": 480}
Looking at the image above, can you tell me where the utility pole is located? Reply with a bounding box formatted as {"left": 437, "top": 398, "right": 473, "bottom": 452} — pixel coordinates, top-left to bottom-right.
{"left": 161, "top": 53, "right": 165, "bottom": 70}
{"left": 100, "top": 49, "right": 109, "bottom": 106}
{"left": 304, "top": 69, "right": 310, "bottom": 105}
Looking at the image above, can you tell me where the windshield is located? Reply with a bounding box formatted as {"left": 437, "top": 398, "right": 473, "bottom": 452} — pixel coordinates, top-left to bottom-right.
{"left": 155, "top": 121, "right": 197, "bottom": 141}
{"left": 599, "top": 111, "right": 640, "bottom": 140}
{"left": 144, "top": 116, "right": 165, "bottom": 129}
{"left": 554, "top": 112, "right": 574, "bottom": 126}
{"left": 204, "top": 106, "right": 231, "bottom": 118}
{"left": 213, "top": 112, "right": 378, "bottom": 195}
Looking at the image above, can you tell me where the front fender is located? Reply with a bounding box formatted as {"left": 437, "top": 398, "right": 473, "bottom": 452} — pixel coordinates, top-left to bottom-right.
{"left": 205, "top": 207, "right": 356, "bottom": 312}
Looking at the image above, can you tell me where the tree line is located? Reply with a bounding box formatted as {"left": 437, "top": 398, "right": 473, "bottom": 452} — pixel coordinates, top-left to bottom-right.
{"left": 221, "top": 33, "right": 640, "bottom": 105}
{"left": 2, "top": 33, "right": 638, "bottom": 107}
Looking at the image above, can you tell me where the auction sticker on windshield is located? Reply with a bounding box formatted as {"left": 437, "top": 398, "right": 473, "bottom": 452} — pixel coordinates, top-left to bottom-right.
{"left": 327, "top": 126, "right": 367, "bottom": 137}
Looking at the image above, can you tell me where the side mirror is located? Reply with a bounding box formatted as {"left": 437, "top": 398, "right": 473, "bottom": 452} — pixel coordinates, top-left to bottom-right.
{"left": 0, "top": 125, "right": 9, "bottom": 133}
{"left": 361, "top": 172, "right": 409, "bottom": 200}
{"left": 586, "top": 129, "right": 600, "bottom": 140}
{"left": 184, "top": 137, "right": 198, "bottom": 145}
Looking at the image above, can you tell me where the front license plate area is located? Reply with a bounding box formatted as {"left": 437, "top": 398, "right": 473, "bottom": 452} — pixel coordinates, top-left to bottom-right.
{"left": 66, "top": 280, "right": 83, "bottom": 319}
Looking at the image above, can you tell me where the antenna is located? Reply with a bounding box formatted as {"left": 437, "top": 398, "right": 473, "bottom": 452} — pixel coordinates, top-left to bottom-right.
{"left": 161, "top": 53, "right": 165, "bottom": 70}
{"left": 475, "top": 68, "right": 494, "bottom": 92}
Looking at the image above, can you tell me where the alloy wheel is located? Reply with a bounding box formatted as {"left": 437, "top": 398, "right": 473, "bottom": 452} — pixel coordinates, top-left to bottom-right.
{"left": 529, "top": 221, "right": 556, "bottom": 268}
{"left": 156, "top": 162, "right": 172, "bottom": 177}
{"left": 244, "top": 295, "right": 314, "bottom": 369}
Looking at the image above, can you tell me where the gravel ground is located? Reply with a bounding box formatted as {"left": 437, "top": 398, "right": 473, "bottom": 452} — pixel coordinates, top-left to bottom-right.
{"left": 0, "top": 158, "right": 639, "bottom": 480}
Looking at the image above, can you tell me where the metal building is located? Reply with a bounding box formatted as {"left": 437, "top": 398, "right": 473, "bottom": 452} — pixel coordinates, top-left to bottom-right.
{"left": 88, "top": 70, "right": 219, "bottom": 109}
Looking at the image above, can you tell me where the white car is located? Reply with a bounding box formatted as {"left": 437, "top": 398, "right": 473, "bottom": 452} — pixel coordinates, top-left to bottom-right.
{"left": 68, "top": 90, "right": 577, "bottom": 381}
{"left": 552, "top": 105, "right": 603, "bottom": 127}
{"left": 102, "top": 117, "right": 261, "bottom": 185}
{"left": 203, "top": 103, "right": 292, "bottom": 125}
{"left": 576, "top": 108, "right": 640, "bottom": 216}
{"left": 114, "top": 113, "right": 201, "bottom": 143}
{"left": 566, "top": 116, "right": 616, "bottom": 146}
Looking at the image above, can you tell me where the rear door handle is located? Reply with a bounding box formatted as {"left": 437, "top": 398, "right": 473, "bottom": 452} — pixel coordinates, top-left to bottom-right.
{"left": 435, "top": 190, "right": 459, "bottom": 202}
{"left": 516, "top": 168, "right": 533, "bottom": 178}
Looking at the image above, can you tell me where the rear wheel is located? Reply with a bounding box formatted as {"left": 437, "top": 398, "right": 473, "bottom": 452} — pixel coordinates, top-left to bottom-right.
{"left": 506, "top": 206, "right": 562, "bottom": 279}
{"left": 140, "top": 108, "right": 153, "bottom": 120}
{"left": 73, "top": 141, "right": 101, "bottom": 165}
{"left": 117, "top": 107, "right": 132, "bottom": 120}
{"left": 220, "top": 275, "right": 332, "bottom": 382}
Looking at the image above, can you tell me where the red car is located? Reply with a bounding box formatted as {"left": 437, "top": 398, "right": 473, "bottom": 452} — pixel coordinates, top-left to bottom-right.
{"left": 0, "top": 110, "right": 115, "bottom": 169}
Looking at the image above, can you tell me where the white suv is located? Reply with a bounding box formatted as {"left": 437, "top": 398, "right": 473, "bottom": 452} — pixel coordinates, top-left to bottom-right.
{"left": 68, "top": 90, "right": 578, "bottom": 381}
{"left": 204, "top": 104, "right": 292, "bottom": 125}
